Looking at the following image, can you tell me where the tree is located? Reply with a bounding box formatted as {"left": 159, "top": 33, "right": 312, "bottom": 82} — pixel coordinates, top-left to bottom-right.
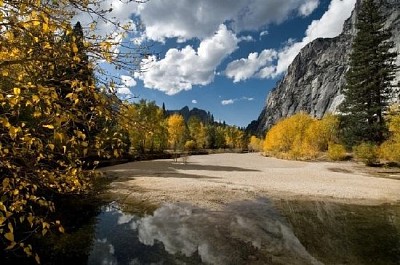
{"left": 167, "top": 114, "right": 186, "bottom": 152}
{"left": 339, "top": 0, "right": 397, "bottom": 145}
{"left": 122, "top": 100, "right": 168, "bottom": 153}
{"left": 0, "top": 0, "right": 141, "bottom": 261}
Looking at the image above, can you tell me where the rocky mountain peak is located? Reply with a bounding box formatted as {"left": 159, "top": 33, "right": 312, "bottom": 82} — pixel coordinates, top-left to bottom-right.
{"left": 250, "top": 0, "right": 400, "bottom": 135}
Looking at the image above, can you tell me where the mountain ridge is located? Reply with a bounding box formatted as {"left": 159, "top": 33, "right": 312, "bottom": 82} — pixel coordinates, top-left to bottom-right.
{"left": 249, "top": 0, "right": 400, "bottom": 135}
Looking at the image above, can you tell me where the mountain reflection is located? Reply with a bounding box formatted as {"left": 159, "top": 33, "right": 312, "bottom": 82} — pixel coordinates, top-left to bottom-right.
{"left": 87, "top": 199, "right": 400, "bottom": 265}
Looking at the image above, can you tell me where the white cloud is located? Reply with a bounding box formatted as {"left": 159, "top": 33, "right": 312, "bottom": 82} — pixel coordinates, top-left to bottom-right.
{"left": 137, "top": 24, "right": 238, "bottom": 95}
{"left": 135, "top": 0, "right": 321, "bottom": 42}
{"left": 116, "top": 86, "right": 132, "bottom": 95}
{"left": 239, "top": 35, "right": 255, "bottom": 42}
{"left": 243, "top": 97, "right": 254, "bottom": 101}
{"left": 192, "top": 100, "right": 198, "bottom": 104}
{"left": 275, "top": 0, "right": 356, "bottom": 75}
{"left": 121, "top": 75, "right": 137, "bottom": 87}
{"left": 225, "top": 49, "right": 277, "bottom": 82}
{"left": 259, "top": 30, "right": 269, "bottom": 39}
{"left": 73, "top": 0, "right": 138, "bottom": 41}
{"left": 221, "top": 99, "right": 235, "bottom": 105}
{"left": 224, "top": 0, "right": 356, "bottom": 81}
{"left": 299, "top": 0, "right": 319, "bottom": 17}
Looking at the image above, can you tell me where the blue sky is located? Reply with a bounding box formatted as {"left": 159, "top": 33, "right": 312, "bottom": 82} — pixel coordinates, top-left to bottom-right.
{"left": 80, "top": 0, "right": 357, "bottom": 127}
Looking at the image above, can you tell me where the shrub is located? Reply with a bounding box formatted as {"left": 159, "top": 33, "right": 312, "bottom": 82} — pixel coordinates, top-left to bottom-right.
{"left": 353, "top": 142, "right": 379, "bottom": 165}
{"left": 379, "top": 141, "right": 400, "bottom": 163}
{"left": 263, "top": 113, "right": 340, "bottom": 160}
{"left": 263, "top": 113, "right": 314, "bottom": 155}
{"left": 328, "top": 143, "right": 347, "bottom": 161}
{"left": 184, "top": 140, "right": 197, "bottom": 151}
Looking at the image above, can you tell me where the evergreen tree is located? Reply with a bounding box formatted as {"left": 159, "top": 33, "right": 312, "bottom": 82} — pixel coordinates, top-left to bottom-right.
{"left": 339, "top": 0, "right": 397, "bottom": 145}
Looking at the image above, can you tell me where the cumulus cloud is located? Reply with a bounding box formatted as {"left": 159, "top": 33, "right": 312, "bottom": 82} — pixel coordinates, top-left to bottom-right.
{"left": 73, "top": 0, "right": 138, "bottom": 42}
{"left": 115, "top": 75, "right": 136, "bottom": 95}
{"left": 239, "top": 35, "right": 255, "bottom": 42}
{"left": 136, "top": 24, "right": 238, "bottom": 95}
{"left": 192, "top": 100, "right": 198, "bottom": 104}
{"left": 137, "top": 201, "right": 320, "bottom": 264}
{"left": 121, "top": 75, "right": 137, "bottom": 87}
{"left": 221, "top": 99, "right": 235, "bottom": 105}
{"left": 135, "top": 0, "right": 321, "bottom": 42}
{"left": 116, "top": 86, "right": 133, "bottom": 95}
{"left": 259, "top": 30, "right": 269, "bottom": 39}
{"left": 299, "top": 0, "right": 320, "bottom": 17}
{"left": 225, "top": 49, "right": 277, "bottom": 82}
{"left": 225, "top": 0, "right": 356, "bottom": 81}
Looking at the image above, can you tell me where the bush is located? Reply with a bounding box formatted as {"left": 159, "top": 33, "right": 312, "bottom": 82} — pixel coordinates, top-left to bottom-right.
{"left": 263, "top": 113, "right": 340, "bottom": 160}
{"left": 263, "top": 113, "right": 314, "bottom": 155}
{"left": 353, "top": 142, "right": 379, "bottom": 165}
{"left": 184, "top": 140, "right": 197, "bottom": 151}
{"left": 328, "top": 143, "right": 347, "bottom": 161}
{"left": 379, "top": 141, "right": 400, "bottom": 163}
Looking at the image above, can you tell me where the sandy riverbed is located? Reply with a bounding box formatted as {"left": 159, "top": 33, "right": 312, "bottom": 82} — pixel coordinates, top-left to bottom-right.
{"left": 100, "top": 153, "right": 400, "bottom": 209}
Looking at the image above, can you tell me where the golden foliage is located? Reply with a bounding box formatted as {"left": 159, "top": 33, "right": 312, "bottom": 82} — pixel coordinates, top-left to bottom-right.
{"left": 353, "top": 142, "right": 379, "bottom": 165}
{"left": 248, "top": 136, "right": 263, "bottom": 152}
{"left": 379, "top": 111, "right": 400, "bottom": 162}
{"left": 263, "top": 113, "right": 340, "bottom": 160}
{"left": 167, "top": 114, "right": 186, "bottom": 151}
{"left": 327, "top": 143, "right": 347, "bottom": 161}
{"left": 0, "top": 0, "right": 137, "bottom": 260}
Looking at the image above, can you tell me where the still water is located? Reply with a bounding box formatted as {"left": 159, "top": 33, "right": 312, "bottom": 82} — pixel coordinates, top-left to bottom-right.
{"left": 86, "top": 199, "right": 400, "bottom": 265}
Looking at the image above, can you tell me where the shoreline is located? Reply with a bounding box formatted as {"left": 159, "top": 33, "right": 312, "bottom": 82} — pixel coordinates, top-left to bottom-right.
{"left": 100, "top": 153, "right": 400, "bottom": 210}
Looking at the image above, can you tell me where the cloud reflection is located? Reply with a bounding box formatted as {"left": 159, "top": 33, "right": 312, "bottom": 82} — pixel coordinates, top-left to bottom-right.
{"left": 136, "top": 199, "right": 322, "bottom": 265}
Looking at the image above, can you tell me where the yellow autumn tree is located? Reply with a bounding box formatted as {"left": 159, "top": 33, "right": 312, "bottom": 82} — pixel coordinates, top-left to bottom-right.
{"left": 0, "top": 0, "right": 140, "bottom": 261}
{"left": 380, "top": 106, "right": 400, "bottom": 162}
{"left": 248, "top": 136, "right": 264, "bottom": 152}
{"left": 263, "top": 113, "right": 340, "bottom": 159}
{"left": 167, "top": 114, "right": 186, "bottom": 152}
{"left": 263, "top": 113, "right": 314, "bottom": 158}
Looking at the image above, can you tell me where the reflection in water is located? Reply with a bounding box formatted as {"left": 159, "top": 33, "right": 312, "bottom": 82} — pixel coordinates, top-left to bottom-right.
{"left": 87, "top": 199, "right": 400, "bottom": 265}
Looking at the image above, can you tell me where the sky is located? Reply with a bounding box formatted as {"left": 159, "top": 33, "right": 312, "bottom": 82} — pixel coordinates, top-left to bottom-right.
{"left": 81, "top": 0, "right": 357, "bottom": 127}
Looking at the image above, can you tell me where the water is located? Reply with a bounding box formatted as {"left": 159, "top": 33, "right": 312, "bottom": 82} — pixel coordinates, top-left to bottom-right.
{"left": 86, "top": 199, "right": 400, "bottom": 265}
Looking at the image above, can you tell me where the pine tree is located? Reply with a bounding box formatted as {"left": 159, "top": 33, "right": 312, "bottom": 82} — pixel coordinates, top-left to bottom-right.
{"left": 339, "top": 0, "right": 397, "bottom": 145}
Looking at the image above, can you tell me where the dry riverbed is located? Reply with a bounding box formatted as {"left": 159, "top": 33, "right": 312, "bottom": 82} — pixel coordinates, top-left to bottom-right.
{"left": 100, "top": 153, "right": 400, "bottom": 209}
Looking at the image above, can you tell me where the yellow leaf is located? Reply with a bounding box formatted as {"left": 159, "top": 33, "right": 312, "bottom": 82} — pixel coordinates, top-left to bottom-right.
{"left": 48, "top": 144, "right": 55, "bottom": 151}
{"left": 4, "top": 232, "right": 14, "bottom": 241}
{"left": 42, "top": 22, "right": 49, "bottom": 33}
{"left": 5, "top": 241, "right": 16, "bottom": 250}
{"left": 35, "top": 254, "right": 41, "bottom": 264}
{"left": 27, "top": 216, "right": 34, "bottom": 227}
{"left": 13, "top": 87, "right": 21, "bottom": 95}
{"left": 2, "top": 70, "right": 9, "bottom": 76}
{"left": 32, "top": 95, "right": 40, "bottom": 103}
{"left": 24, "top": 246, "right": 32, "bottom": 256}
{"left": 42, "top": 124, "right": 54, "bottom": 129}
{"left": 0, "top": 217, "right": 6, "bottom": 225}
{"left": 71, "top": 43, "right": 78, "bottom": 53}
{"left": 58, "top": 226, "right": 65, "bottom": 233}
{"left": 42, "top": 228, "right": 47, "bottom": 236}
{"left": 2, "top": 178, "right": 10, "bottom": 188}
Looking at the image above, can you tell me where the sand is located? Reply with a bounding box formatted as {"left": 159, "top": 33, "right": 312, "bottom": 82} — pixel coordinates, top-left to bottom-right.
{"left": 100, "top": 153, "right": 400, "bottom": 209}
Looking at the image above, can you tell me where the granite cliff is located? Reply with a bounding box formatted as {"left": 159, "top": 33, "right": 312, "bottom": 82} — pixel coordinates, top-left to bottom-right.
{"left": 251, "top": 0, "right": 400, "bottom": 135}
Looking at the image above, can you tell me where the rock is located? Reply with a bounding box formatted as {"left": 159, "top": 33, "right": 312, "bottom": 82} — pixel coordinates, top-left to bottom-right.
{"left": 252, "top": 0, "right": 400, "bottom": 135}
